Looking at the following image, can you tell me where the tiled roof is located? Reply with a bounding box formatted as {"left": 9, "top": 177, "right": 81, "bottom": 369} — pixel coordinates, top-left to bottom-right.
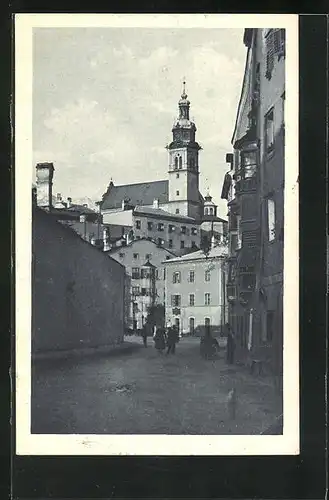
{"left": 134, "top": 205, "right": 197, "bottom": 223}
{"left": 101, "top": 180, "right": 169, "bottom": 210}
{"left": 163, "top": 243, "right": 228, "bottom": 263}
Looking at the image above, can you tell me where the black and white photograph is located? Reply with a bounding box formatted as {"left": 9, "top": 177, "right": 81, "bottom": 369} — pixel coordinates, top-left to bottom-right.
{"left": 15, "top": 14, "right": 299, "bottom": 455}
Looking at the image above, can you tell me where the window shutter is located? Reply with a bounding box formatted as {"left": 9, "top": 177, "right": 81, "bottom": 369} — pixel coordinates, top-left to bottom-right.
{"left": 265, "top": 33, "right": 274, "bottom": 79}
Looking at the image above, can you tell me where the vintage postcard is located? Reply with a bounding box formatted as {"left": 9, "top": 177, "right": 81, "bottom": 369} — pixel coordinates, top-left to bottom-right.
{"left": 15, "top": 13, "right": 299, "bottom": 455}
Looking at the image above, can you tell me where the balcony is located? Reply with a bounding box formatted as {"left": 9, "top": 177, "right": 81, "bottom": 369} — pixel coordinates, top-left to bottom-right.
{"left": 235, "top": 175, "right": 258, "bottom": 194}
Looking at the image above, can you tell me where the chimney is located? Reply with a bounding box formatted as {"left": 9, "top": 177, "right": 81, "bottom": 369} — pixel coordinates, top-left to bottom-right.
{"left": 153, "top": 198, "right": 159, "bottom": 209}
{"left": 103, "top": 227, "right": 110, "bottom": 252}
{"left": 35, "top": 163, "right": 54, "bottom": 208}
{"left": 67, "top": 197, "right": 72, "bottom": 208}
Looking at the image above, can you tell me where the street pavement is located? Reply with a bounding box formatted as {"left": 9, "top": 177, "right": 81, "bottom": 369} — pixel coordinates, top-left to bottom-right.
{"left": 31, "top": 335, "right": 283, "bottom": 435}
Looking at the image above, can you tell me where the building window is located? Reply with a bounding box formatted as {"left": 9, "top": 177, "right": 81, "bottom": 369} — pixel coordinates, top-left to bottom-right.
{"left": 132, "top": 286, "right": 140, "bottom": 296}
{"left": 191, "top": 241, "right": 197, "bottom": 249}
{"left": 119, "top": 252, "right": 125, "bottom": 258}
{"left": 171, "top": 294, "right": 181, "bottom": 307}
{"left": 169, "top": 239, "right": 173, "bottom": 248}
{"left": 132, "top": 267, "right": 140, "bottom": 279}
{"left": 145, "top": 253, "right": 151, "bottom": 260}
{"left": 266, "top": 310, "right": 275, "bottom": 342}
{"left": 168, "top": 224, "right": 175, "bottom": 233}
{"left": 166, "top": 256, "right": 170, "bottom": 260}
{"left": 173, "top": 271, "right": 181, "bottom": 284}
{"left": 180, "top": 240, "right": 185, "bottom": 249}
{"left": 189, "top": 317, "right": 195, "bottom": 335}
{"left": 157, "top": 238, "right": 164, "bottom": 246}
{"left": 179, "top": 156, "right": 182, "bottom": 169}
{"left": 241, "top": 149, "right": 258, "bottom": 178}
{"left": 157, "top": 222, "right": 164, "bottom": 232}
{"left": 189, "top": 270, "right": 195, "bottom": 283}
{"left": 265, "top": 29, "right": 285, "bottom": 79}
{"left": 147, "top": 221, "right": 153, "bottom": 231}
{"left": 267, "top": 198, "right": 276, "bottom": 241}
{"left": 189, "top": 294, "right": 195, "bottom": 306}
{"left": 176, "top": 173, "right": 179, "bottom": 179}
{"left": 205, "top": 270, "right": 211, "bottom": 282}
{"left": 237, "top": 215, "right": 242, "bottom": 249}
{"left": 191, "top": 227, "right": 197, "bottom": 235}
{"left": 204, "top": 293, "right": 211, "bottom": 305}
{"left": 135, "top": 220, "right": 141, "bottom": 229}
{"left": 141, "top": 268, "right": 151, "bottom": 279}
{"left": 176, "top": 190, "right": 180, "bottom": 196}
{"left": 181, "top": 226, "right": 186, "bottom": 234}
{"left": 141, "top": 287, "right": 150, "bottom": 296}
{"left": 155, "top": 269, "right": 159, "bottom": 280}
{"left": 175, "top": 208, "right": 180, "bottom": 214}
{"left": 205, "top": 208, "right": 209, "bottom": 215}
{"left": 174, "top": 157, "right": 178, "bottom": 170}
{"left": 136, "top": 235, "right": 140, "bottom": 240}
{"left": 133, "top": 253, "right": 139, "bottom": 259}
{"left": 265, "top": 108, "right": 274, "bottom": 155}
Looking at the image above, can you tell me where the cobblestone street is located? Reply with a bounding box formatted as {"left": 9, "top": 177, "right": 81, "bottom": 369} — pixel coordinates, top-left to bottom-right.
{"left": 31, "top": 336, "right": 282, "bottom": 435}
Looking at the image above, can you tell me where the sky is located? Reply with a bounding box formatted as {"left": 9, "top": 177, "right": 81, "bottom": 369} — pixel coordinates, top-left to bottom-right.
{"left": 33, "top": 27, "right": 247, "bottom": 216}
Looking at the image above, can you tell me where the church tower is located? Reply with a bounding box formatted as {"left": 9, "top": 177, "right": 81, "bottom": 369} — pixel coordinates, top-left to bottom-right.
{"left": 166, "top": 82, "right": 202, "bottom": 220}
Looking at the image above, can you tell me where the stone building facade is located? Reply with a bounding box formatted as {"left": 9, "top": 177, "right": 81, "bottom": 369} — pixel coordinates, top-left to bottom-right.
{"left": 221, "top": 28, "right": 285, "bottom": 384}
{"left": 109, "top": 238, "right": 176, "bottom": 330}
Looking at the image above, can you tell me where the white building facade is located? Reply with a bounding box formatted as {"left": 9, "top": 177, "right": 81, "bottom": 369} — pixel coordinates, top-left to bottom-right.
{"left": 163, "top": 243, "right": 229, "bottom": 336}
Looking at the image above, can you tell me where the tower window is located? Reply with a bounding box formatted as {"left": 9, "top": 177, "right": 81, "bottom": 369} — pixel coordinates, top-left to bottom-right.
{"left": 176, "top": 190, "right": 180, "bottom": 196}
{"left": 174, "top": 157, "right": 178, "bottom": 170}
{"left": 179, "top": 156, "right": 182, "bottom": 169}
{"left": 205, "top": 208, "right": 209, "bottom": 215}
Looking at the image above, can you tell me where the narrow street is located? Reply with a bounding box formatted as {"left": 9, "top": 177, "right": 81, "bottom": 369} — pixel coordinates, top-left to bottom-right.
{"left": 32, "top": 336, "right": 282, "bottom": 435}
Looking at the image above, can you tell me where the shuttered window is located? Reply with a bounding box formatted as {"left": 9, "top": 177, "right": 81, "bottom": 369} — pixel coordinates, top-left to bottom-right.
{"left": 265, "top": 29, "right": 285, "bottom": 79}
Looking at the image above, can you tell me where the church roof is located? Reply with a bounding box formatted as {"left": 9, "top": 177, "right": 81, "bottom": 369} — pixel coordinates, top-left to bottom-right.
{"left": 101, "top": 180, "right": 169, "bottom": 210}
{"left": 133, "top": 205, "right": 197, "bottom": 223}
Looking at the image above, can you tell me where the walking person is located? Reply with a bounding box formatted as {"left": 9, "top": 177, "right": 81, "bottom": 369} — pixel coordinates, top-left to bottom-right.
{"left": 166, "top": 323, "right": 179, "bottom": 355}
{"left": 141, "top": 324, "right": 148, "bottom": 348}
{"left": 154, "top": 325, "right": 166, "bottom": 354}
{"left": 225, "top": 323, "right": 236, "bottom": 364}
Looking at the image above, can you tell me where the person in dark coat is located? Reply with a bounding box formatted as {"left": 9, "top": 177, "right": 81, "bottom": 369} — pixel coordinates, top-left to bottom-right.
{"left": 141, "top": 324, "right": 148, "bottom": 348}
{"left": 200, "top": 329, "right": 219, "bottom": 360}
{"left": 225, "top": 323, "right": 236, "bottom": 364}
{"left": 154, "top": 326, "right": 166, "bottom": 354}
{"left": 166, "top": 324, "right": 179, "bottom": 355}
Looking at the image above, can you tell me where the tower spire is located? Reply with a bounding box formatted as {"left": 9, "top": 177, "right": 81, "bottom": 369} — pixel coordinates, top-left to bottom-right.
{"left": 182, "top": 77, "right": 187, "bottom": 99}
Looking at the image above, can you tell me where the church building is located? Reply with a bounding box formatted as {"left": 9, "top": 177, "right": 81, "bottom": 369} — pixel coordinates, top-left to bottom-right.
{"left": 100, "top": 83, "right": 225, "bottom": 255}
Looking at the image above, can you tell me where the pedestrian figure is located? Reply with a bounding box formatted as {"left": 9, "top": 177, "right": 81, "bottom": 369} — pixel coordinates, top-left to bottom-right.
{"left": 227, "top": 387, "right": 237, "bottom": 420}
{"left": 141, "top": 325, "right": 148, "bottom": 348}
{"left": 154, "top": 326, "right": 166, "bottom": 354}
{"left": 225, "top": 323, "right": 236, "bottom": 364}
{"left": 200, "top": 328, "right": 219, "bottom": 360}
{"left": 166, "top": 324, "right": 179, "bottom": 355}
